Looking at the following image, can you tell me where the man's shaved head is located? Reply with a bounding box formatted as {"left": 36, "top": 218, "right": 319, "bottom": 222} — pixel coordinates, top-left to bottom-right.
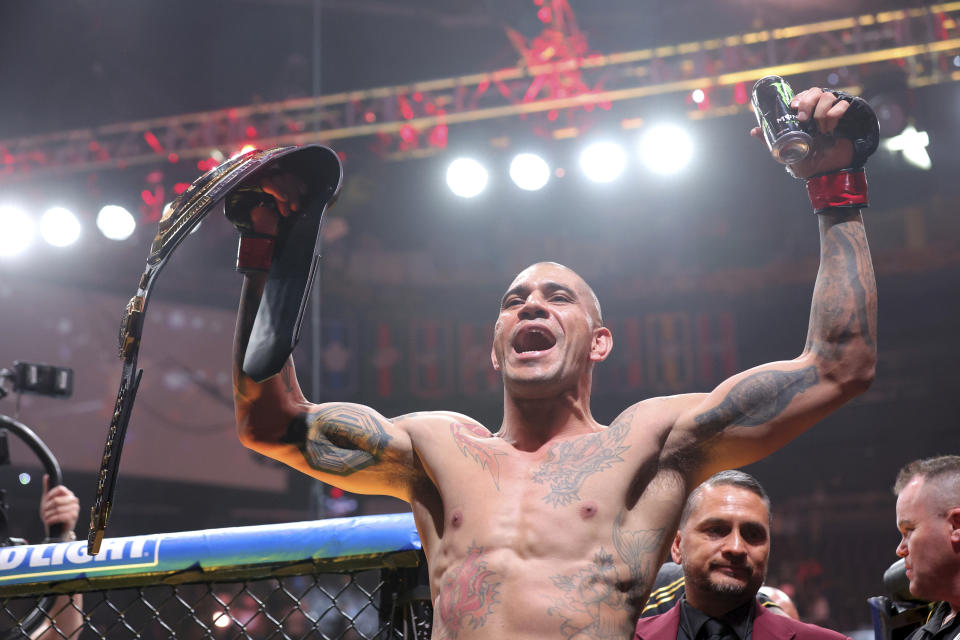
{"left": 510, "top": 262, "right": 604, "bottom": 327}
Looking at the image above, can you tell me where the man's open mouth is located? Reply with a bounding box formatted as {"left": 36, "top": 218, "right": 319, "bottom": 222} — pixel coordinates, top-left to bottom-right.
{"left": 512, "top": 327, "right": 557, "bottom": 353}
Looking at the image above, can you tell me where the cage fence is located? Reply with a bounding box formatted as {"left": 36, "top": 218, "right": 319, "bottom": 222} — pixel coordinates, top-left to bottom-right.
{"left": 0, "top": 514, "right": 432, "bottom": 640}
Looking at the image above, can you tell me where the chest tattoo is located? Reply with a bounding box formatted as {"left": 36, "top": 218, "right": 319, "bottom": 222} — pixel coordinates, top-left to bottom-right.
{"left": 531, "top": 415, "right": 631, "bottom": 507}
{"left": 450, "top": 423, "right": 507, "bottom": 490}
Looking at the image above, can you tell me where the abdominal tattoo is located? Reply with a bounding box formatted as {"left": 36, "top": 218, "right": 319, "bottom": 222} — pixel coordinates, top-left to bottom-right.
{"left": 282, "top": 405, "right": 392, "bottom": 475}
{"left": 693, "top": 366, "right": 818, "bottom": 432}
{"left": 546, "top": 513, "right": 665, "bottom": 638}
{"left": 450, "top": 423, "right": 507, "bottom": 490}
{"left": 532, "top": 407, "right": 633, "bottom": 507}
{"left": 434, "top": 544, "right": 500, "bottom": 640}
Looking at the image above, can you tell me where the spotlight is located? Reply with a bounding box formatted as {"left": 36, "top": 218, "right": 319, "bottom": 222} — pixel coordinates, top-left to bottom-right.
{"left": 639, "top": 124, "right": 694, "bottom": 175}
{"left": 579, "top": 142, "right": 627, "bottom": 183}
{"left": 446, "top": 157, "right": 489, "bottom": 198}
{"left": 884, "top": 124, "right": 931, "bottom": 170}
{"left": 97, "top": 205, "right": 136, "bottom": 241}
{"left": 691, "top": 89, "right": 705, "bottom": 104}
{"left": 509, "top": 153, "right": 550, "bottom": 191}
{"left": 0, "top": 205, "right": 34, "bottom": 258}
{"left": 40, "top": 207, "right": 81, "bottom": 247}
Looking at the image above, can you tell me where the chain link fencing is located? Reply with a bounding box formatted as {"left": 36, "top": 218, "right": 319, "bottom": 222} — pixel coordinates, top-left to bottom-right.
{"left": 0, "top": 514, "right": 432, "bottom": 640}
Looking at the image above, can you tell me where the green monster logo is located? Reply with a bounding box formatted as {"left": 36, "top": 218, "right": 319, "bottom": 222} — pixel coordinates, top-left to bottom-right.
{"left": 772, "top": 81, "right": 794, "bottom": 107}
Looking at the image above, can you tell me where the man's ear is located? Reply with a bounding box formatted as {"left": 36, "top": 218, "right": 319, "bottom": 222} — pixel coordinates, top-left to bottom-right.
{"left": 491, "top": 346, "right": 501, "bottom": 372}
{"left": 590, "top": 327, "right": 613, "bottom": 363}
{"left": 671, "top": 531, "right": 683, "bottom": 564}
{"left": 947, "top": 508, "right": 960, "bottom": 544}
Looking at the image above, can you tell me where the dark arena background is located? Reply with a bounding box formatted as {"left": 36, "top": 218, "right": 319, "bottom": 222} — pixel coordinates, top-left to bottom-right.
{"left": 1, "top": 0, "right": 959, "bottom": 637}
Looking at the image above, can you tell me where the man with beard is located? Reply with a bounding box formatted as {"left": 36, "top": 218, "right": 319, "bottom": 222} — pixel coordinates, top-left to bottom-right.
{"left": 634, "top": 471, "right": 848, "bottom": 640}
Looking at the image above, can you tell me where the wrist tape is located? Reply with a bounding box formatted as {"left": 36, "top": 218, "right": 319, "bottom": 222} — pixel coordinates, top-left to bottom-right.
{"left": 237, "top": 235, "right": 276, "bottom": 272}
{"left": 806, "top": 169, "right": 868, "bottom": 214}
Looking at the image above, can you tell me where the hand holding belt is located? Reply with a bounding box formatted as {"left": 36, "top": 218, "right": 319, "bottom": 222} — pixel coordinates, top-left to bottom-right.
{"left": 88, "top": 145, "right": 342, "bottom": 554}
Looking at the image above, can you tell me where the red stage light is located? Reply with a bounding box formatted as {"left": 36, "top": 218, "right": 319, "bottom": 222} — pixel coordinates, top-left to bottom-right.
{"left": 734, "top": 82, "right": 748, "bottom": 105}
{"left": 143, "top": 131, "right": 164, "bottom": 155}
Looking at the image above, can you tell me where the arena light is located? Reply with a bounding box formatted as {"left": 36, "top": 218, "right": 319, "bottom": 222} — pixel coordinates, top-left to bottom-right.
{"left": 0, "top": 205, "right": 34, "bottom": 258}
{"left": 446, "top": 157, "right": 488, "bottom": 198}
{"left": 884, "top": 124, "right": 931, "bottom": 170}
{"left": 97, "top": 205, "right": 136, "bottom": 241}
{"left": 509, "top": 153, "right": 550, "bottom": 191}
{"left": 639, "top": 124, "right": 694, "bottom": 175}
{"left": 579, "top": 142, "right": 627, "bottom": 183}
{"left": 39, "top": 207, "right": 81, "bottom": 247}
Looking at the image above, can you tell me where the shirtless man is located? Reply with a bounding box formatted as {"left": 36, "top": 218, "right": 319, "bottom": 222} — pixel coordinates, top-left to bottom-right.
{"left": 230, "top": 87, "right": 877, "bottom": 640}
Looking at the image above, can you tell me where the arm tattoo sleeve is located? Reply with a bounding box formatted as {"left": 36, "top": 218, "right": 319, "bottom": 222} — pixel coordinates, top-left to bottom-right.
{"left": 805, "top": 216, "right": 877, "bottom": 359}
{"left": 612, "top": 509, "right": 665, "bottom": 587}
{"left": 282, "top": 405, "right": 393, "bottom": 476}
{"left": 693, "top": 366, "right": 819, "bottom": 432}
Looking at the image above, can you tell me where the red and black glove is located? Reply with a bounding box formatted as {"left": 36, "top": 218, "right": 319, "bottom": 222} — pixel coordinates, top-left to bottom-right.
{"left": 803, "top": 90, "right": 880, "bottom": 214}
{"left": 225, "top": 187, "right": 283, "bottom": 273}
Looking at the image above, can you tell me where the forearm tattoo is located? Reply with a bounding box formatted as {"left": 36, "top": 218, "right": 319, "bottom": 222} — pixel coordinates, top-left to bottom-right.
{"left": 434, "top": 544, "right": 500, "bottom": 640}
{"left": 693, "top": 366, "right": 818, "bottom": 432}
{"left": 806, "top": 217, "right": 877, "bottom": 359}
{"left": 282, "top": 405, "right": 393, "bottom": 475}
{"left": 450, "top": 423, "right": 506, "bottom": 490}
{"left": 532, "top": 409, "right": 633, "bottom": 507}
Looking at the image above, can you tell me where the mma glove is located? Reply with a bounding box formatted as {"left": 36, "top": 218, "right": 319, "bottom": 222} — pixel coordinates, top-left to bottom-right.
{"left": 225, "top": 186, "right": 283, "bottom": 273}
{"left": 796, "top": 90, "right": 880, "bottom": 214}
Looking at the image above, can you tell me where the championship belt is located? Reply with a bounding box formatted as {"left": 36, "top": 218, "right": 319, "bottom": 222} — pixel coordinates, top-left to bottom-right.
{"left": 88, "top": 144, "right": 343, "bottom": 554}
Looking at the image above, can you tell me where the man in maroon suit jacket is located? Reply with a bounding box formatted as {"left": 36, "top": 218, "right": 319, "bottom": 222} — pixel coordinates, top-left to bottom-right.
{"left": 635, "top": 471, "right": 849, "bottom": 640}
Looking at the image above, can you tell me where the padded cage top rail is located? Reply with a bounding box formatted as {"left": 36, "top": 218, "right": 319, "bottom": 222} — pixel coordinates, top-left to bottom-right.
{"left": 0, "top": 513, "right": 420, "bottom": 597}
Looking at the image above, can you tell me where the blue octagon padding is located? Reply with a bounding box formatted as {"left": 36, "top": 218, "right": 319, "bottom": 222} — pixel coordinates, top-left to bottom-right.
{"left": 0, "top": 513, "right": 419, "bottom": 587}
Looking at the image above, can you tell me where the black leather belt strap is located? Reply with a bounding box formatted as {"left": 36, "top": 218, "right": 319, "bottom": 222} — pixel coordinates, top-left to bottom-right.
{"left": 88, "top": 144, "right": 342, "bottom": 554}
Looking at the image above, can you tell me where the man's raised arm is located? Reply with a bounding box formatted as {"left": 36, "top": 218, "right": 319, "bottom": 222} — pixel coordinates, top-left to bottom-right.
{"left": 666, "top": 86, "right": 878, "bottom": 481}
{"left": 230, "top": 181, "right": 417, "bottom": 500}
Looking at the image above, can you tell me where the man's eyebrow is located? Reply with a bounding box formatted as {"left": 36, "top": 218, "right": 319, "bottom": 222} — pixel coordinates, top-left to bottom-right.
{"left": 500, "top": 285, "right": 527, "bottom": 308}
{"left": 500, "top": 282, "right": 578, "bottom": 308}
{"left": 543, "top": 282, "right": 578, "bottom": 297}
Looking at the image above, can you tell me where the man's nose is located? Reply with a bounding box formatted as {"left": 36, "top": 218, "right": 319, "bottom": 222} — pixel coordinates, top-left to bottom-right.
{"left": 518, "top": 295, "right": 548, "bottom": 319}
{"left": 722, "top": 533, "right": 747, "bottom": 556}
{"left": 896, "top": 537, "right": 908, "bottom": 558}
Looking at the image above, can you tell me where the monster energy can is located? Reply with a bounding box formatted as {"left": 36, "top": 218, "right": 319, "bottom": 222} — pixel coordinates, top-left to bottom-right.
{"left": 751, "top": 75, "right": 812, "bottom": 164}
